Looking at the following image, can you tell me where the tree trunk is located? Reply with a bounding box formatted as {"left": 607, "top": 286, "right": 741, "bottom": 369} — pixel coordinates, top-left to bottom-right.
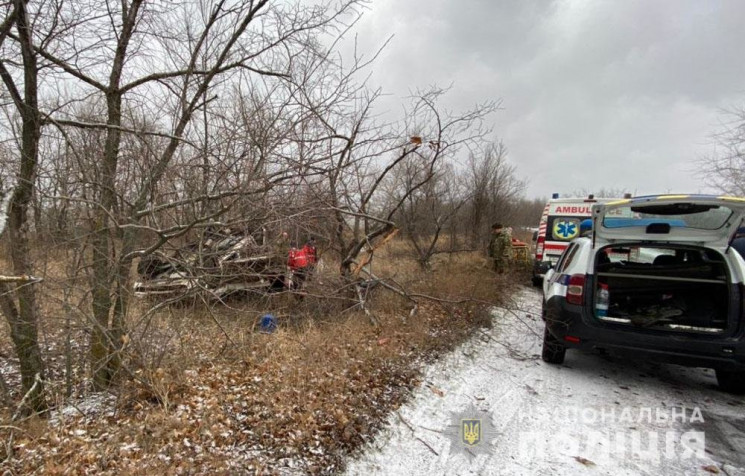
{"left": 90, "top": 89, "right": 123, "bottom": 390}
{"left": 89, "top": 0, "right": 143, "bottom": 388}
{"left": 0, "top": 283, "right": 46, "bottom": 415}
{"left": 0, "top": 0, "right": 47, "bottom": 414}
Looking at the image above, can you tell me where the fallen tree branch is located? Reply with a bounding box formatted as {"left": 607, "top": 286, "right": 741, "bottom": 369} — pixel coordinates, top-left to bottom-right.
{"left": 501, "top": 306, "right": 542, "bottom": 338}
{"left": 416, "top": 436, "right": 440, "bottom": 456}
{"left": 430, "top": 247, "right": 478, "bottom": 255}
{"left": 479, "top": 329, "right": 536, "bottom": 361}
{"left": 355, "top": 283, "right": 378, "bottom": 325}
{"left": 396, "top": 411, "right": 415, "bottom": 433}
{"left": 397, "top": 411, "right": 439, "bottom": 456}
{"left": 12, "top": 373, "right": 42, "bottom": 421}
{"left": 358, "top": 268, "right": 473, "bottom": 306}
{"left": 0, "top": 274, "right": 42, "bottom": 283}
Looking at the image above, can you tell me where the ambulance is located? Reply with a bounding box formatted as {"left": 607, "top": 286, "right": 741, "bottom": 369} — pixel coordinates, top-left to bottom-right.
{"left": 532, "top": 193, "right": 630, "bottom": 286}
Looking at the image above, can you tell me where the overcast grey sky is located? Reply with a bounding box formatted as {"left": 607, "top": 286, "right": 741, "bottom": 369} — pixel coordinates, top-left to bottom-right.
{"left": 352, "top": 0, "right": 745, "bottom": 198}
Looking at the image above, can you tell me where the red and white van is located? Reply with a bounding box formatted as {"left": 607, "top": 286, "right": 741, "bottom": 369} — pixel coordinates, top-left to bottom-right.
{"left": 532, "top": 194, "right": 628, "bottom": 285}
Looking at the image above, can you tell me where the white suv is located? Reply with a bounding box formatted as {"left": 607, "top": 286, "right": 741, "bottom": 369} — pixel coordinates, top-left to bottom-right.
{"left": 542, "top": 194, "right": 745, "bottom": 394}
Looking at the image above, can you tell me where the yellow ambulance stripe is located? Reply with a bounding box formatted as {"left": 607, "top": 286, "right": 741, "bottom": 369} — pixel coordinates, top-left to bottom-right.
{"left": 718, "top": 196, "right": 745, "bottom": 202}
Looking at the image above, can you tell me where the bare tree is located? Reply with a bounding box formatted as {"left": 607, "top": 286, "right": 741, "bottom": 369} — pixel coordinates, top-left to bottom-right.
{"left": 0, "top": 0, "right": 47, "bottom": 414}
{"left": 465, "top": 141, "right": 525, "bottom": 246}
{"left": 568, "top": 188, "right": 630, "bottom": 198}
{"left": 392, "top": 159, "right": 469, "bottom": 269}
{"left": 509, "top": 196, "right": 546, "bottom": 228}
{"left": 317, "top": 89, "right": 497, "bottom": 277}
{"left": 2, "top": 0, "right": 366, "bottom": 389}
{"left": 700, "top": 105, "right": 745, "bottom": 195}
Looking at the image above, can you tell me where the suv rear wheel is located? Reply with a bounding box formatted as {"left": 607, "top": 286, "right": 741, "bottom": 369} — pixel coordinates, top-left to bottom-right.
{"left": 542, "top": 326, "right": 566, "bottom": 364}
{"left": 715, "top": 369, "right": 745, "bottom": 394}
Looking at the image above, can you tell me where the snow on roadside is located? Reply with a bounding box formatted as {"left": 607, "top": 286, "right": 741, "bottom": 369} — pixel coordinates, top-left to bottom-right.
{"left": 345, "top": 287, "right": 745, "bottom": 476}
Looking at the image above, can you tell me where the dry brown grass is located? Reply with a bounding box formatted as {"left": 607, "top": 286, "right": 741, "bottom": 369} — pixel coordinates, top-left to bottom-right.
{"left": 0, "top": 237, "right": 522, "bottom": 474}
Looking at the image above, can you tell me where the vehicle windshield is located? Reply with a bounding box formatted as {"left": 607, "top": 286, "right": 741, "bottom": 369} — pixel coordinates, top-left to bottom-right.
{"left": 602, "top": 203, "right": 735, "bottom": 230}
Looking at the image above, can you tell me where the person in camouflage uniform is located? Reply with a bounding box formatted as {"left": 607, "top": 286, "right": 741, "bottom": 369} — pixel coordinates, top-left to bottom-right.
{"left": 488, "top": 223, "right": 512, "bottom": 273}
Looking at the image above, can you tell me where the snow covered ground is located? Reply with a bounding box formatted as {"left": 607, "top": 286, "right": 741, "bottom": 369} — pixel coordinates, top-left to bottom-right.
{"left": 345, "top": 287, "right": 745, "bottom": 476}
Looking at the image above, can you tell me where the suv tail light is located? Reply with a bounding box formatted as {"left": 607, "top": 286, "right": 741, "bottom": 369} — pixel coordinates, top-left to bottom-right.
{"left": 536, "top": 235, "right": 545, "bottom": 261}
{"left": 566, "top": 274, "right": 586, "bottom": 305}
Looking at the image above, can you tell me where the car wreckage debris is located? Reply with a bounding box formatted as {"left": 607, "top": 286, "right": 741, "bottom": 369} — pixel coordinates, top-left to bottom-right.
{"left": 133, "top": 229, "right": 316, "bottom": 300}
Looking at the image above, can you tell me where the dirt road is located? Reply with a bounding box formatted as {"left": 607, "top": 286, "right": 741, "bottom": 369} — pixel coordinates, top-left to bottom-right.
{"left": 345, "top": 287, "right": 745, "bottom": 476}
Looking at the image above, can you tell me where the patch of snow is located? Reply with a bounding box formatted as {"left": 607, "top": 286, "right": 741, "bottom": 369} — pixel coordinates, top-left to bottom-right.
{"left": 49, "top": 392, "right": 118, "bottom": 426}
{"left": 345, "top": 287, "right": 745, "bottom": 475}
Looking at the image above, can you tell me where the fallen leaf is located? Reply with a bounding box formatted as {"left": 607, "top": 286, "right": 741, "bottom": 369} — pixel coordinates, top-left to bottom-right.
{"left": 574, "top": 456, "right": 596, "bottom": 467}
{"left": 702, "top": 465, "right": 720, "bottom": 474}
{"left": 428, "top": 386, "right": 444, "bottom": 397}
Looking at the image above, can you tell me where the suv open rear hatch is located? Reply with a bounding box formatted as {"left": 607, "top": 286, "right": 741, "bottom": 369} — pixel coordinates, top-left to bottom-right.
{"left": 590, "top": 196, "right": 745, "bottom": 335}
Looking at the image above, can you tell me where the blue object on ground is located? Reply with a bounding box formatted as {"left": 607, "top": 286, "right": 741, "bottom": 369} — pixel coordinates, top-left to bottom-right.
{"left": 260, "top": 314, "right": 277, "bottom": 333}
